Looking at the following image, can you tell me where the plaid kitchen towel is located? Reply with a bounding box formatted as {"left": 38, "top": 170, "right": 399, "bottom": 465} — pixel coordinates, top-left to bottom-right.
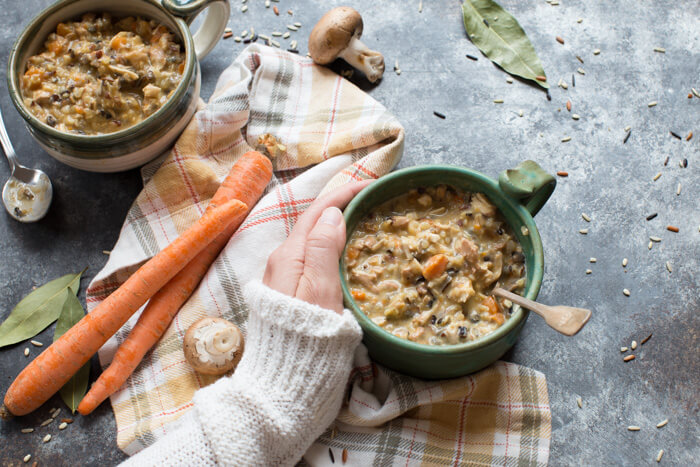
{"left": 87, "top": 44, "right": 551, "bottom": 466}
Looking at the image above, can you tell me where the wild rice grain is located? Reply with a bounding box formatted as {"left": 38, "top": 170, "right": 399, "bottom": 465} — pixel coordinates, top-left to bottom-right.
{"left": 669, "top": 131, "right": 681, "bottom": 140}
{"left": 646, "top": 213, "right": 658, "bottom": 221}
{"left": 623, "top": 289, "right": 630, "bottom": 296}
{"left": 627, "top": 425, "right": 640, "bottom": 431}
{"left": 582, "top": 213, "right": 591, "bottom": 222}
{"left": 433, "top": 111, "right": 446, "bottom": 119}
{"left": 663, "top": 156, "right": 669, "bottom": 166}
{"left": 623, "top": 130, "right": 631, "bottom": 143}
{"left": 656, "top": 419, "right": 668, "bottom": 428}
{"left": 624, "top": 355, "right": 635, "bottom": 362}
{"left": 641, "top": 333, "right": 652, "bottom": 345}
{"left": 466, "top": 54, "right": 478, "bottom": 61}
{"left": 656, "top": 449, "right": 664, "bottom": 462}
{"left": 328, "top": 448, "right": 335, "bottom": 463}
{"left": 576, "top": 55, "right": 584, "bottom": 63}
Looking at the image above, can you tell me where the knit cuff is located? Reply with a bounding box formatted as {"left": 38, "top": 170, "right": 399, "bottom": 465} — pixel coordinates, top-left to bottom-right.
{"left": 193, "top": 281, "right": 363, "bottom": 465}
{"left": 244, "top": 280, "right": 362, "bottom": 338}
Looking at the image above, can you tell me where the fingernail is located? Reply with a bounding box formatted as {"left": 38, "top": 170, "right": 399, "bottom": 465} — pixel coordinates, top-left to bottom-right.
{"left": 319, "top": 207, "right": 343, "bottom": 226}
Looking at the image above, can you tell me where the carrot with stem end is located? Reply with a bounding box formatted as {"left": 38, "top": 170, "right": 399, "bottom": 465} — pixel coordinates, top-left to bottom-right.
{"left": 2, "top": 199, "right": 248, "bottom": 417}
{"left": 77, "top": 152, "right": 272, "bottom": 415}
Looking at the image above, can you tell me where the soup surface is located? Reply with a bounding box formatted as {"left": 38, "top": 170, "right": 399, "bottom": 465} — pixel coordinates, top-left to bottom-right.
{"left": 344, "top": 185, "right": 526, "bottom": 345}
{"left": 20, "top": 13, "right": 185, "bottom": 134}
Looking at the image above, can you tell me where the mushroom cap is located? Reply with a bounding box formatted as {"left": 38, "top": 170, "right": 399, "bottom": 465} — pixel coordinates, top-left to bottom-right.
{"left": 308, "top": 7, "right": 364, "bottom": 64}
{"left": 183, "top": 317, "right": 244, "bottom": 376}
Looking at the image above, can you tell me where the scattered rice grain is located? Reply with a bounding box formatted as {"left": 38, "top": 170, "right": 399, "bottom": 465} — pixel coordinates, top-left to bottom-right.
{"left": 623, "top": 288, "right": 630, "bottom": 296}
{"left": 593, "top": 49, "right": 601, "bottom": 55}
{"left": 294, "top": 22, "right": 302, "bottom": 28}
{"left": 650, "top": 236, "right": 662, "bottom": 242}
{"left": 656, "top": 419, "right": 668, "bottom": 428}
{"left": 506, "top": 77, "right": 514, "bottom": 83}
{"left": 40, "top": 418, "right": 53, "bottom": 427}
{"left": 666, "top": 261, "right": 672, "bottom": 273}
{"left": 641, "top": 333, "right": 652, "bottom": 345}
{"left": 627, "top": 425, "right": 640, "bottom": 431}
{"left": 624, "top": 355, "right": 635, "bottom": 362}
{"left": 43, "top": 434, "right": 51, "bottom": 443}
{"left": 653, "top": 47, "right": 666, "bottom": 53}
{"left": 687, "top": 131, "right": 693, "bottom": 141}
{"left": 620, "top": 346, "right": 628, "bottom": 352}
{"left": 676, "top": 183, "right": 681, "bottom": 195}
{"left": 24, "top": 347, "right": 29, "bottom": 356}
{"left": 561, "top": 136, "right": 572, "bottom": 142}
{"left": 572, "top": 114, "right": 580, "bottom": 120}
{"left": 656, "top": 449, "right": 664, "bottom": 462}
{"left": 556, "top": 171, "right": 568, "bottom": 177}
{"left": 577, "top": 18, "right": 583, "bottom": 23}
{"left": 585, "top": 269, "right": 592, "bottom": 274}
{"left": 646, "top": 213, "right": 658, "bottom": 221}
{"left": 576, "top": 397, "right": 582, "bottom": 408}
{"left": 241, "top": 5, "right": 247, "bottom": 12}
{"left": 342, "top": 448, "right": 348, "bottom": 463}
{"left": 579, "top": 228, "right": 588, "bottom": 234}
{"left": 577, "top": 67, "right": 586, "bottom": 75}
{"left": 21, "top": 428, "right": 34, "bottom": 433}
{"left": 648, "top": 101, "right": 658, "bottom": 107}
{"left": 24, "top": 455, "right": 31, "bottom": 463}
{"left": 648, "top": 241, "right": 653, "bottom": 250}
{"left": 652, "top": 172, "right": 661, "bottom": 181}
{"left": 582, "top": 213, "right": 591, "bottom": 222}
{"left": 589, "top": 257, "right": 597, "bottom": 263}
{"left": 521, "top": 226, "right": 530, "bottom": 236}
{"left": 493, "top": 99, "right": 504, "bottom": 104}
{"left": 233, "top": 36, "right": 242, "bottom": 42}
{"left": 666, "top": 225, "right": 679, "bottom": 233}
{"left": 59, "top": 422, "right": 68, "bottom": 430}
{"left": 631, "top": 340, "right": 637, "bottom": 350}
{"left": 271, "top": 31, "right": 282, "bottom": 37}
{"left": 282, "top": 32, "right": 290, "bottom": 39}
{"left": 622, "top": 258, "right": 628, "bottom": 267}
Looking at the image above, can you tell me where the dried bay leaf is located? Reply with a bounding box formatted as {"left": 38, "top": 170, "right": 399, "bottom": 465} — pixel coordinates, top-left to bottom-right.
{"left": 462, "top": 0, "right": 549, "bottom": 88}
{"left": 54, "top": 292, "right": 90, "bottom": 414}
{"left": 0, "top": 270, "right": 84, "bottom": 348}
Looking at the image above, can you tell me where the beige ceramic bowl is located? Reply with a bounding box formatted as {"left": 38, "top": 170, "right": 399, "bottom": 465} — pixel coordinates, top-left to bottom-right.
{"left": 7, "top": 0, "right": 230, "bottom": 172}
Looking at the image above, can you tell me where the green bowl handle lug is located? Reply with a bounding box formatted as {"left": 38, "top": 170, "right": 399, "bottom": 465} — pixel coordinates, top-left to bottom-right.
{"left": 498, "top": 160, "right": 556, "bottom": 217}
{"left": 162, "top": 0, "right": 230, "bottom": 59}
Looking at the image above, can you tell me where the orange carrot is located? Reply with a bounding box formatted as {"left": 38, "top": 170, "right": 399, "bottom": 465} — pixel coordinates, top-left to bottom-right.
{"left": 3, "top": 199, "right": 248, "bottom": 416}
{"left": 422, "top": 254, "right": 448, "bottom": 281}
{"left": 482, "top": 296, "right": 500, "bottom": 315}
{"left": 77, "top": 152, "right": 271, "bottom": 415}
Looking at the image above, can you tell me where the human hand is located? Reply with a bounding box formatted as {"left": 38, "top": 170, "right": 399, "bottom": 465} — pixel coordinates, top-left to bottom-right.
{"left": 262, "top": 180, "right": 372, "bottom": 314}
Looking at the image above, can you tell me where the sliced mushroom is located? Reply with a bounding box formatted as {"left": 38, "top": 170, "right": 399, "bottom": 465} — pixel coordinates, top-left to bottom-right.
{"left": 308, "top": 7, "right": 385, "bottom": 83}
{"left": 183, "top": 317, "right": 244, "bottom": 376}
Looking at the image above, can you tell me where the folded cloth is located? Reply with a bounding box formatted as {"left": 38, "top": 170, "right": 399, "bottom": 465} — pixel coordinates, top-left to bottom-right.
{"left": 87, "top": 44, "right": 551, "bottom": 465}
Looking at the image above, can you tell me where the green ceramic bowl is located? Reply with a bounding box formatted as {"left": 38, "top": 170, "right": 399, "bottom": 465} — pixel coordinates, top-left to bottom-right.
{"left": 7, "top": 0, "right": 230, "bottom": 172}
{"left": 340, "top": 161, "right": 556, "bottom": 379}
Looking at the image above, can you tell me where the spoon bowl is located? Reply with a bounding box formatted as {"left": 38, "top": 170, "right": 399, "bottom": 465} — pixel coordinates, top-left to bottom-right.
{"left": 0, "top": 108, "right": 53, "bottom": 223}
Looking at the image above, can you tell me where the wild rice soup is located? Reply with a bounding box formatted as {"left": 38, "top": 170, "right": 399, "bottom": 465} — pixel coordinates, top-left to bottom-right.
{"left": 344, "top": 185, "right": 526, "bottom": 346}
{"left": 20, "top": 13, "right": 185, "bottom": 134}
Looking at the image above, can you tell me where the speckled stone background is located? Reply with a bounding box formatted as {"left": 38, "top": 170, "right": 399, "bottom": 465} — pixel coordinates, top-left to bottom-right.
{"left": 0, "top": 0, "right": 697, "bottom": 465}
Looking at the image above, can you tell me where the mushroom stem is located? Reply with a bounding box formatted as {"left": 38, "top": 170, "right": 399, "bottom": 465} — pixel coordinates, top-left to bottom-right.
{"left": 337, "top": 36, "right": 385, "bottom": 83}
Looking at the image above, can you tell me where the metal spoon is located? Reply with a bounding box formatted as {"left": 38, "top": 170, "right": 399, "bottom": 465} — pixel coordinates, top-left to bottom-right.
{"left": 493, "top": 287, "right": 591, "bottom": 336}
{"left": 0, "top": 108, "right": 52, "bottom": 222}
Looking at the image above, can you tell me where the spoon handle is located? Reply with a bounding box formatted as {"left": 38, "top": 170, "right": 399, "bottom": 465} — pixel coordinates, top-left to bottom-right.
{"left": 0, "top": 108, "right": 18, "bottom": 173}
{"left": 492, "top": 288, "right": 550, "bottom": 319}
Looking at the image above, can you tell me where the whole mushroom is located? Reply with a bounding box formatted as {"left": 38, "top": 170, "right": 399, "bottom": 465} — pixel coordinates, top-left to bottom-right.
{"left": 308, "top": 6, "right": 385, "bottom": 83}
{"left": 183, "top": 317, "right": 244, "bottom": 376}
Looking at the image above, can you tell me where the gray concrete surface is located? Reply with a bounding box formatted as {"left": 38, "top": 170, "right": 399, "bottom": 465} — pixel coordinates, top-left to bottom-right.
{"left": 1, "top": 0, "right": 697, "bottom": 465}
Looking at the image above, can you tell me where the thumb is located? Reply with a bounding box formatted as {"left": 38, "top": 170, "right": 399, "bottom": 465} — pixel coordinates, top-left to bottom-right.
{"left": 295, "top": 207, "right": 347, "bottom": 313}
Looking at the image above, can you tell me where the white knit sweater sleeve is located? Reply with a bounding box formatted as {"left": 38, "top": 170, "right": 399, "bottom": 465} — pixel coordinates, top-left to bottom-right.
{"left": 121, "top": 281, "right": 362, "bottom": 466}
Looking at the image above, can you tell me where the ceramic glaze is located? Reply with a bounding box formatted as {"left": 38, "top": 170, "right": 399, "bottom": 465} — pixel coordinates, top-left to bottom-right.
{"left": 340, "top": 162, "right": 555, "bottom": 379}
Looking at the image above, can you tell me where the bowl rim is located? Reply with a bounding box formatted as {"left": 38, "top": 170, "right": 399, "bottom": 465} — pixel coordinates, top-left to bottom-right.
{"left": 340, "top": 164, "right": 545, "bottom": 355}
{"left": 6, "top": 0, "right": 196, "bottom": 144}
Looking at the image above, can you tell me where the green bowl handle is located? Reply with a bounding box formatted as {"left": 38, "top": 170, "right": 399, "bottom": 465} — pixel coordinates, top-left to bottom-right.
{"left": 162, "top": 0, "right": 230, "bottom": 58}
{"left": 498, "top": 160, "right": 556, "bottom": 217}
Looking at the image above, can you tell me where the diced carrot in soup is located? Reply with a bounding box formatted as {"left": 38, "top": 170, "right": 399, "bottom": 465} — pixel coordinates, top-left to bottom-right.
{"left": 422, "top": 254, "right": 448, "bottom": 280}
{"left": 482, "top": 296, "right": 499, "bottom": 315}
